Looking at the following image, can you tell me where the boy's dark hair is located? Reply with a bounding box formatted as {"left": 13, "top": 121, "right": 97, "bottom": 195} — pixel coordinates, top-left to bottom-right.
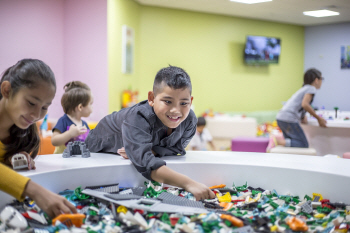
{"left": 61, "top": 81, "right": 91, "bottom": 114}
{"left": 153, "top": 65, "right": 192, "bottom": 95}
{"left": 0, "top": 59, "right": 56, "bottom": 161}
{"left": 303, "top": 68, "right": 322, "bottom": 86}
{"left": 197, "top": 117, "right": 206, "bottom": 126}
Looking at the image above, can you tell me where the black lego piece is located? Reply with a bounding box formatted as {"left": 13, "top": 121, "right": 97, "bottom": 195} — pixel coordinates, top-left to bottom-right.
{"left": 119, "top": 186, "right": 147, "bottom": 196}
{"left": 26, "top": 218, "right": 50, "bottom": 229}
{"left": 201, "top": 200, "right": 223, "bottom": 210}
{"left": 331, "top": 202, "right": 348, "bottom": 209}
{"left": 247, "top": 186, "right": 265, "bottom": 193}
{"left": 240, "top": 202, "right": 259, "bottom": 211}
{"left": 216, "top": 188, "right": 237, "bottom": 194}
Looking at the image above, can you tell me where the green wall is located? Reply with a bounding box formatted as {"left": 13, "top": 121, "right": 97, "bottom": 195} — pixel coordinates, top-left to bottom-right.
{"left": 108, "top": 0, "right": 140, "bottom": 111}
{"left": 109, "top": 2, "right": 305, "bottom": 116}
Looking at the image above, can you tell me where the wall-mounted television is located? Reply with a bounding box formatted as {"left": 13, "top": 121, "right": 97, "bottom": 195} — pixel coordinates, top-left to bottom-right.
{"left": 244, "top": 35, "right": 281, "bottom": 65}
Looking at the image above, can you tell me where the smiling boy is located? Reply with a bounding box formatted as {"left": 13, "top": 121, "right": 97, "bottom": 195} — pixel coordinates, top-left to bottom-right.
{"left": 85, "top": 66, "right": 214, "bottom": 200}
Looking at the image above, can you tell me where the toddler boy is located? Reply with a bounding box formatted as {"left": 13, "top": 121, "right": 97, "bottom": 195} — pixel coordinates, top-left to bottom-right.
{"left": 189, "top": 117, "right": 216, "bottom": 151}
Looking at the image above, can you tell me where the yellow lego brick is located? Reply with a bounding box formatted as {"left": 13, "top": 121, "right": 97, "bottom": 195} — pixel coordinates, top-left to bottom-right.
{"left": 216, "top": 192, "right": 232, "bottom": 203}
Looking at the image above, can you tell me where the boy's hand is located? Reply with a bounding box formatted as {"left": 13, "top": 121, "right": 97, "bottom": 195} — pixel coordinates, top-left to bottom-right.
{"left": 317, "top": 118, "right": 327, "bottom": 128}
{"left": 301, "top": 116, "right": 308, "bottom": 124}
{"left": 117, "top": 147, "right": 129, "bottom": 159}
{"left": 9, "top": 152, "right": 36, "bottom": 170}
{"left": 117, "top": 148, "right": 156, "bottom": 159}
{"left": 185, "top": 181, "right": 215, "bottom": 201}
{"left": 68, "top": 124, "right": 87, "bottom": 137}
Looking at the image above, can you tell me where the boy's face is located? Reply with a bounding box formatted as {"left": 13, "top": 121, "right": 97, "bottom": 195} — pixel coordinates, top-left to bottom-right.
{"left": 148, "top": 85, "right": 193, "bottom": 129}
{"left": 197, "top": 125, "right": 205, "bottom": 134}
{"left": 315, "top": 77, "right": 323, "bottom": 89}
{"left": 81, "top": 96, "right": 94, "bottom": 118}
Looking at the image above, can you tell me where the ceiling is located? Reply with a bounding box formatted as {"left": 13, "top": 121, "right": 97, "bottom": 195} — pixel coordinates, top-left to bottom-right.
{"left": 134, "top": 0, "right": 350, "bottom": 26}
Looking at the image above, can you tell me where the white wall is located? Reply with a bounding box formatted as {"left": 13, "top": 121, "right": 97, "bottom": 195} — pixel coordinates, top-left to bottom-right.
{"left": 0, "top": 0, "right": 65, "bottom": 118}
{"left": 305, "top": 22, "right": 350, "bottom": 111}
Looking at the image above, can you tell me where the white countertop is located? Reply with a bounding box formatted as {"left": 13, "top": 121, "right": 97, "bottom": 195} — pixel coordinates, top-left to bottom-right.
{"left": 307, "top": 110, "right": 350, "bottom": 128}
{"left": 1, "top": 151, "right": 349, "bottom": 208}
{"left": 306, "top": 118, "right": 350, "bottom": 128}
{"left": 22, "top": 151, "right": 350, "bottom": 178}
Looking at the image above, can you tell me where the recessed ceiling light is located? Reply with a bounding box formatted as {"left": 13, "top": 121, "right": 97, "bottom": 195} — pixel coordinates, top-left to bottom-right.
{"left": 230, "top": 0, "right": 272, "bottom": 4}
{"left": 303, "top": 10, "right": 340, "bottom": 17}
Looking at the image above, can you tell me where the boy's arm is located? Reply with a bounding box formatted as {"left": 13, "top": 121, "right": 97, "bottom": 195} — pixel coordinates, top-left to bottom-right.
{"left": 205, "top": 128, "right": 216, "bottom": 151}
{"left": 122, "top": 121, "right": 167, "bottom": 179}
{"left": 208, "top": 141, "right": 216, "bottom": 151}
{"left": 301, "top": 116, "right": 308, "bottom": 124}
{"left": 301, "top": 93, "right": 327, "bottom": 127}
{"left": 187, "top": 132, "right": 200, "bottom": 151}
{"left": 151, "top": 165, "right": 215, "bottom": 200}
{"left": 122, "top": 116, "right": 214, "bottom": 200}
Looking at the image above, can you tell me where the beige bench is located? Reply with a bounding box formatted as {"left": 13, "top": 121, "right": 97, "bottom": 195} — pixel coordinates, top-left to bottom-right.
{"left": 205, "top": 115, "right": 257, "bottom": 151}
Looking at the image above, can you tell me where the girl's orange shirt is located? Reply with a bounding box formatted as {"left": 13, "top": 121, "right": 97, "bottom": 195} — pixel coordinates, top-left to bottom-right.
{"left": 0, "top": 141, "right": 30, "bottom": 201}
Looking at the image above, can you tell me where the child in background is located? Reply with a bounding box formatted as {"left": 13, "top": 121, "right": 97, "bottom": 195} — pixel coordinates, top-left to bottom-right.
{"left": 86, "top": 66, "right": 215, "bottom": 201}
{"left": 189, "top": 117, "right": 216, "bottom": 151}
{"left": 51, "top": 81, "right": 93, "bottom": 153}
{"left": 267, "top": 68, "right": 327, "bottom": 151}
{"left": 0, "top": 59, "right": 76, "bottom": 217}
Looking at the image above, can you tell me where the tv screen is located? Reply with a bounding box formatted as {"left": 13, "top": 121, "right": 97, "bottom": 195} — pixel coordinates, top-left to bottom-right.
{"left": 244, "top": 35, "right": 281, "bottom": 65}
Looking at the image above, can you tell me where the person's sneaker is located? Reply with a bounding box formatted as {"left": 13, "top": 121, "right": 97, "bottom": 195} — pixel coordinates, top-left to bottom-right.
{"left": 266, "top": 136, "right": 277, "bottom": 152}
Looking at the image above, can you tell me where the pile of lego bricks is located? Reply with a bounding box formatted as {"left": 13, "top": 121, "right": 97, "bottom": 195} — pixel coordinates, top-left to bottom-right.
{"left": 0, "top": 181, "right": 349, "bottom": 233}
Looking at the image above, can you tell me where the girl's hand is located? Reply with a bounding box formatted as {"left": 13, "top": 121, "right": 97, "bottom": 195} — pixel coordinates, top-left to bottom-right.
{"left": 68, "top": 124, "right": 87, "bottom": 137}
{"left": 22, "top": 152, "right": 36, "bottom": 170}
{"left": 117, "top": 147, "right": 128, "bottom": 159}
{"left": 9, "top": 152, "right": 36, "bottom": 170}
{"left": 24, "top": 181, "right": 77, "bottom": 218}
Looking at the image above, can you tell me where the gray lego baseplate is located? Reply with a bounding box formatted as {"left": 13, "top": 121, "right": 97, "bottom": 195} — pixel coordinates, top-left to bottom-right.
{"left": 105, "top": 194, "right": 144, "bottom": 200}
{"left": 231, "top": 226, "right": 256, "bottom": 233}
{"left": 157, "top": 192, "right": 205, "bottom": 209}
{"left": 82, "top": 189, "right": 208, "bottom": 215}
{"left": 84, "top": 183, "right": 119, "bottom": 194}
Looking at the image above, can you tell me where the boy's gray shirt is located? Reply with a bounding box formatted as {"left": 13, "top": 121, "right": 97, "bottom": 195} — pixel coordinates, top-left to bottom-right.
{"left": 85, "top": 100, "right": 197, "bottom": 180}
{"left": 276, "top": 84, "right": 316, "bottom": 123}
